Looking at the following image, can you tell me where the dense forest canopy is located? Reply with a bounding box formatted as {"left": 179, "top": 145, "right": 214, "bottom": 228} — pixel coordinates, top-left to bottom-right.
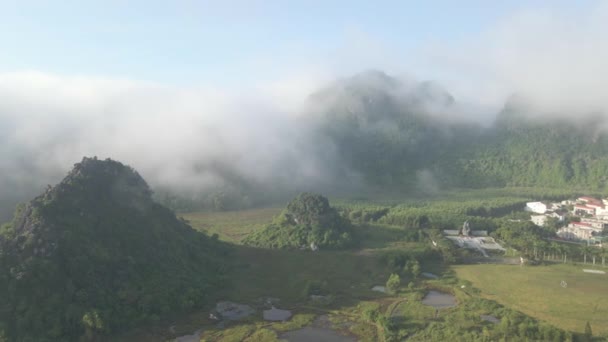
{"left": 0, "top": 157, "right": 229, "bottom": 341}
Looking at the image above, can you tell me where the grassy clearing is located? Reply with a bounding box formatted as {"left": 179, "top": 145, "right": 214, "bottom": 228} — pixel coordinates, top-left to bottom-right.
{"left": 454, "top": 263, "right": 608, "bottom": 334}
{"left": 225, "top": 246, "right": 392, "bottom": 305}
{"left": 180, "top": 207, "right": 281, "bottom": 243}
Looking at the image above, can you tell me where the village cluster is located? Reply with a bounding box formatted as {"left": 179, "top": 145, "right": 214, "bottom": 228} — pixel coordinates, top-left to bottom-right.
{"left": 526, "top": 196, "right": 608, "bottom": 242}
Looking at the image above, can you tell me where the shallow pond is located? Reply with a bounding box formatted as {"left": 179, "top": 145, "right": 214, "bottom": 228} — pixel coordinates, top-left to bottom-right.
{"left": 371, "top": 285, "right": 387, "bottom": 293}
{"left": 480, "top": 314, "right": 500, "bottom": 323}
{"left": 421, "top": 290, "right": 456, "bottom": 309}
{"left": 174, "top": 329, "right": 202, "bottom": 342}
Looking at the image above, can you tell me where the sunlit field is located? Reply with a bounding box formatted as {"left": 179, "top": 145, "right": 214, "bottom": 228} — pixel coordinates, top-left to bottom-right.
{"left": 454, "top": 263, "right": 608, "bottom": 334}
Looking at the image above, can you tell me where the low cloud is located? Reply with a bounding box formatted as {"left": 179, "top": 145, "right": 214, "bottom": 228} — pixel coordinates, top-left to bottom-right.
{"left": 0, "top": 71, "right": 338, "bottom": 213}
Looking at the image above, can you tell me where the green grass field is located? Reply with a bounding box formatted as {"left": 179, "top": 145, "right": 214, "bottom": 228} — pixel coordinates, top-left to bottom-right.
{"left": 180, "top": 207, "right": 282, "bottom": 243}
{"left": 454, "top": 263, "right": 608, "bottom": 334}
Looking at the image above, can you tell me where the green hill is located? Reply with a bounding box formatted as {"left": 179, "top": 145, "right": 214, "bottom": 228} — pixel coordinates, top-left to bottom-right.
{"left": 243, "top": 193, "right": 354, "bottom": 249}
{"left": 0, "top": 157, "right": 230, "bottom": 341}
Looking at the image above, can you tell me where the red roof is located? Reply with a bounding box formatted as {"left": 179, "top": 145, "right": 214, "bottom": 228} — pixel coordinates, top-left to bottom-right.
{"left": 574, "top": 204, "right": 595, "bottom": 210}
{"left": 579, "top": 196, "right": 599, "bottom": 202}
{"left": 572, "top": 221, "right": 592, "bottom": 227}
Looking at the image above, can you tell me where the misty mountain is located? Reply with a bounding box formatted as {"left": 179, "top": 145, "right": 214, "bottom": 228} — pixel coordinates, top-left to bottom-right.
{"left": 309, "top": 71, "right": 608, "bottom": 192}
{"left": 0, "top": 157, "right": 229, "bottom": 341}
{"left": 307, "top": 70, "right": 481, "bottom": 189}
{"left": 446, "top": 97, "right": 608, "bottom": 189}
{"left": 3, "top": 70, "right": 608, "bottom": 220}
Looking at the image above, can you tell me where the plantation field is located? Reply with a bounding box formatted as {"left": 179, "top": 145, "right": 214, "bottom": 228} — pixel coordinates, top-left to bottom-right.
{"left": 454, "top": 263, "right": 608, "bottom": 335}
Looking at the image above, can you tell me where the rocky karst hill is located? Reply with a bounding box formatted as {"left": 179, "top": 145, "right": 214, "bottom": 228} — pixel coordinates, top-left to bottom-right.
{"left": 0, "top": 157, "right": 229, "bottom": 341}
{"left": 244, "top": 192, "right": 354, "bottom": 249}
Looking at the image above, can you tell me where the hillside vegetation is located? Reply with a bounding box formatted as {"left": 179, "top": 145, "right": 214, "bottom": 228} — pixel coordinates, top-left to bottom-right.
{"left": 243, "top": 192, "right": 354, "bottom": 249}
{"left": 0, "top": 157, "right": 229, "bottom": 341}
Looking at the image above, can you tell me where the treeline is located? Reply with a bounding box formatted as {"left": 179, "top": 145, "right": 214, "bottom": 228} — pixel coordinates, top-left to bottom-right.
{"left": 442, "top": 112, "right": 608, "bottom": 190}
{"left": 154, "top": 187, "right": 286, "bottom": 212}
{"left": 337, "top": 197, "right": 529, "bottom": 232}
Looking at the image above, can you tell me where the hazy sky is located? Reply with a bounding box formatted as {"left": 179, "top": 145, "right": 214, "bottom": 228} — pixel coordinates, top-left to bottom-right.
{"left": 0, "top": 1, "right": 596, "bottom": 87}
{"left": 1, "top": 0, "right": 608, "bottom": 208}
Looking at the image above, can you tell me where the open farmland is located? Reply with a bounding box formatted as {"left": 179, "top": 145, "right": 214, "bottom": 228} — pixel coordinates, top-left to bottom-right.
{"left": 454, "top": 263, "right": 608, "bottom": 334}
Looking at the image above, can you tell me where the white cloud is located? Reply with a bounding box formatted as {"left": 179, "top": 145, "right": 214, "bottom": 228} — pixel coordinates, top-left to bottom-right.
{"left": 421, "top": 3, "right": 608, "bottom": 116}
{"left": 0, "top": 70, "right": 332, "bottom": 198}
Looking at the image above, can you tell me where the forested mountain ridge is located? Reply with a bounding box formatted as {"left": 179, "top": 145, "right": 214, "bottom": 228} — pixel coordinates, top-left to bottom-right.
{"left": 0, "top": 157, "right": 230, "bottom": 341}
{"left": 309, "top": 71, "right": 608, "bottom": 193}
{"left": 441, "top": 98, "right": 608, "bottom": 189}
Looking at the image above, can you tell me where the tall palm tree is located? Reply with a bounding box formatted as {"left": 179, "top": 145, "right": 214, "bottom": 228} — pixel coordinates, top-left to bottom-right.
{"left": 550, "top": 242, "right": 561, "bottom": 261}
{"left": 582, "top": 245, "right": 594, "bottom": 265}
{"left": 539, "top": 240, "right": 549, "bottom": 261}
{"left": 591, "top": 246, "right": 599, "bottom": 265}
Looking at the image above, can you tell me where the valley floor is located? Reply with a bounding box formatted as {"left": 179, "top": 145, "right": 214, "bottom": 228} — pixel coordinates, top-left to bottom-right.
{"left": 115, "top": 196, "right": 608, "bottom": 341}
{"left": 454, "top": 263, "right": 608, "bottom": 335}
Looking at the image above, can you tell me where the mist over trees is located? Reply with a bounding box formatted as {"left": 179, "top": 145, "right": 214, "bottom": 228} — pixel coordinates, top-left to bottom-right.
{"left": 4, "top": 70, "right": 608, "bottom": 220}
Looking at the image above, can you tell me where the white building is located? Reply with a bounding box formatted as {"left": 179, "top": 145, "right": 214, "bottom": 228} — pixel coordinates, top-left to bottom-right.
{"left": 531, "top": 215, "right": 547, "bottom": 227}
{"left": 574, "top": 204, "right": 595, "bottom": 216}
{"left": 580, "top": 217, "right": 608, "bottom": 230}
{"left": 547, "top": 212, "right": 566, "bottom": 222}
{"left": 557, "top": 221, "right": 602, "bottom": 240}
{"left": 526, "top": 202, "right": 548, "bottom": 214}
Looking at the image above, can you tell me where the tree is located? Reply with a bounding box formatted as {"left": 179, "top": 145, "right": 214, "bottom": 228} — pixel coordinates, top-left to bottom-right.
{"left": 411, "top": 260, "right": 421, "bottom": 278}
{"left": 386, "top": 273, "right": 401, "bottom": 294}
{"left": 82, "top": 310, "right": 104, "bottom": 339}
{"left": 581, "top": 246, "right": 593, "bottom": 264}
{"left": 583, "top": 321, "right": 592, "bottom": 342}
{"left": 550, "top": 242, "right": 561, "bottom": 261}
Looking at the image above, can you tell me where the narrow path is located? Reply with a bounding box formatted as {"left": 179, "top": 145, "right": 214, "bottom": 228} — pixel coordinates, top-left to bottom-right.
{"left": 388, "top": 298, "right": 408, "bottom": 318}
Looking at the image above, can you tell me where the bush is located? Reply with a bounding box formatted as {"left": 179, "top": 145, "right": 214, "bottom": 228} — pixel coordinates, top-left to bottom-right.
{"left": 386, "top": 273, "right": 401, "bottom": 294}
